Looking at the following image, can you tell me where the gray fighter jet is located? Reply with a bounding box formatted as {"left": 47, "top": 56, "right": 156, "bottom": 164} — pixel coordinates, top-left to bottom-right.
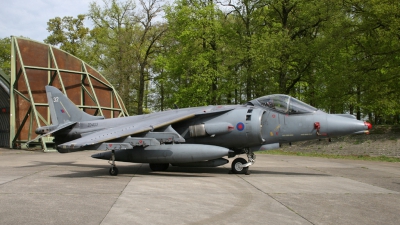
{"left": 33, "top": 86, "right": 371, "bottom": 175}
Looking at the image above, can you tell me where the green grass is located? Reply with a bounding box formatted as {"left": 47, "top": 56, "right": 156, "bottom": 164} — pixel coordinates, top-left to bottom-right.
{"left": 257, "top": 150, "right": 400, "bottom": 162}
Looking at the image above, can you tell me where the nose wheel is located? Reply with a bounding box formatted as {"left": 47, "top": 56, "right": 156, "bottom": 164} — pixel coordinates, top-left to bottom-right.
{"left": 231, "top": 149, "right": 255, "bottom": 175}
{"left": 231, "top": 158, "right": 249, "bottom": 174}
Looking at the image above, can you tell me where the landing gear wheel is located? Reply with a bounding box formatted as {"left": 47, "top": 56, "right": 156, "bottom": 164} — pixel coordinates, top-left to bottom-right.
{"left": 231, "top": 158, "right": 249, "bottom": 174}
{"left": 149, "top": 163, "right": 169, "bottom": 171}
{"left": 109, "top": 166, "right": 119, "bottom": 176}
{"left": 108, "top": 150, "right": 118, "bottom": 176}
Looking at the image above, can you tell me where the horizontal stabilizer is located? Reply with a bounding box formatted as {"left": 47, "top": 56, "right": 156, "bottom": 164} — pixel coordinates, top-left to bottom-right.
{"left": 27, "top": 122, "right": 77, "bottom": 146}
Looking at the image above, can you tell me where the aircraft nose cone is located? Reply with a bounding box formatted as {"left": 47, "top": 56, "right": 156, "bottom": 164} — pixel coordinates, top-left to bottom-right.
{"left": 325, "top": 115, "right": 371, "bottom": 137}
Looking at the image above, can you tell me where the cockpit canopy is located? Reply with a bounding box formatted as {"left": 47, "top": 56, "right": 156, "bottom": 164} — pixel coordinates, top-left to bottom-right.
{"left": 249, "top": 94, "right": 317, "bottom": 114}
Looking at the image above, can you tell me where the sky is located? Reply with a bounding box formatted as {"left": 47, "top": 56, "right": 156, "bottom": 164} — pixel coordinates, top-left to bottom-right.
{"left": 0, "top": 0, "right": 102, "bottom": 42}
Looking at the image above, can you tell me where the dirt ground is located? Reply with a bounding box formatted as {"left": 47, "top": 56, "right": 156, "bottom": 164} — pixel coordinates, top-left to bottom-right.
{"left": 279, "top": 125, "right": 400, "bottom": 157}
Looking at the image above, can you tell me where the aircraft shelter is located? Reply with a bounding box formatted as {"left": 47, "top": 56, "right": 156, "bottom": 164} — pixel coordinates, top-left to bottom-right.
{"left": 0, "top": 37, "right": 129, "bottom": 151}
{"left": 0, "top": 69, "right": 9, "bottom": 147}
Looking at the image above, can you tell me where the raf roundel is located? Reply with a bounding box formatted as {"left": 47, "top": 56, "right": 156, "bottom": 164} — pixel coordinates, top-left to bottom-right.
{"left": 236, "top": 122, "right": 245, "bottom": 131}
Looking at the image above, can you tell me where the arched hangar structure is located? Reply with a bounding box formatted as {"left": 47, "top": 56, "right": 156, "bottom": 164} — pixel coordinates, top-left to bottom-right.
{"left": 10, "top": 37, "right": 128, "bottom": 151}
{"left": 0, "top": 69, "right": 10, "bottom": 147}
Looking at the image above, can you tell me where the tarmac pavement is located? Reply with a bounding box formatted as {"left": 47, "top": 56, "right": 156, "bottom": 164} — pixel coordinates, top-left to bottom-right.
{"left": 0, "top": 148, "right": 399, "bottom": 225}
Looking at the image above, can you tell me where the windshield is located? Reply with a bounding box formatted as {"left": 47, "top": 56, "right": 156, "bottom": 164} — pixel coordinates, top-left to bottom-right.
{"left": 257, "top": 95, "right": 289, "bottom": 113}
{"left": 253, "top": 94, "right": 316, "bottom": 114}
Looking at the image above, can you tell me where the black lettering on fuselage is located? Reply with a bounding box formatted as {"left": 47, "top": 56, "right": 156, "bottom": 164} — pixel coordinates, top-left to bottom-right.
{"left": 88, "top": 123, "right": 98, "bottom": 128}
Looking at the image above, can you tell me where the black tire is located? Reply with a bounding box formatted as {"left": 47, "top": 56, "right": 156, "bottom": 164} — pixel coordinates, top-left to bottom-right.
{"left": 149, "top": 163, "right": 169, "bottom": 171}
{"left": 109, "top": 167, "right": 119, "bottom": 176}
{"left": 231, "top": 158, "right": 249, "bottom": 174}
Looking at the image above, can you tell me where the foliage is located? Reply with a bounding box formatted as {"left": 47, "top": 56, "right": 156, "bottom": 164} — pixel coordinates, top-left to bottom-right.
{"left": 88, "top": 0, "right": 165, "bottom": 114}
{"left": 38, "top": 0, "right": 400, "bottom": 121}
{"left": 0, "top": 37, "right": 11, "bottom": 75}
{"left": 156, "top": 0, "right": 227, "bottom": 108}
{"left": 44, "top": 15, "right": 90, "bottom": 60}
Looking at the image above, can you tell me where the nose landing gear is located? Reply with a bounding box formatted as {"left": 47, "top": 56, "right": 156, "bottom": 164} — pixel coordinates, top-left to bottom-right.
{"left": 231, "top": 149, "right": 255, "bottom": 175}
{"left": 231, "top": 158, "right": 249, "bottom": 174}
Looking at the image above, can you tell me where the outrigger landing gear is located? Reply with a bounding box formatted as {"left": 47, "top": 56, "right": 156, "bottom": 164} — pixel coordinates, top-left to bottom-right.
{"left": 231, "top": 149, "right": 255, "bottom": 175}
{"left": 108, "top": 150, "right": 119, "bottom": 176}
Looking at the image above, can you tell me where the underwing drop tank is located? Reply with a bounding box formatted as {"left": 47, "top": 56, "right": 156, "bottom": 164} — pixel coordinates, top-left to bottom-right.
{"left": 91, "top": 144, "right": 231, "bottom": 164}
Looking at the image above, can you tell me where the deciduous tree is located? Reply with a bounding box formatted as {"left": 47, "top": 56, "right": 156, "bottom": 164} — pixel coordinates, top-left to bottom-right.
{"left": 0, "top": 37, "right": 11, "bottom": 75}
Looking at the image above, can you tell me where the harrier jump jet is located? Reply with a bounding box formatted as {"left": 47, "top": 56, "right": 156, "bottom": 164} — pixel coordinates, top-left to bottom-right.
{"left": 33, "top": 86, "right": 371, "bottom": 175}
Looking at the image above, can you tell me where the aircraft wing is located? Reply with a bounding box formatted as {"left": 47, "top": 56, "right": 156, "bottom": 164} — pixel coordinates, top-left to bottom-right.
{"left": 58, "top": 106, "right": 235, "bottom": 151}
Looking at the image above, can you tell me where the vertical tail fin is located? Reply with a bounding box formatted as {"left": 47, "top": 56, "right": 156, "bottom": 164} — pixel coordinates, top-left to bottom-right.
{"left": 45, "top": 86, "right": 104, "bottom": 124}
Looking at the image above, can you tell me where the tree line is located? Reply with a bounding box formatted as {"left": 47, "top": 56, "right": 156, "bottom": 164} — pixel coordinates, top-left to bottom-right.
{"left": 1, "top": 0, "right": 399, "bottom": 124}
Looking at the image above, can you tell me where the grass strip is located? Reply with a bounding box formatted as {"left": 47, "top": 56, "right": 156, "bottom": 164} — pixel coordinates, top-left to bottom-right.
{"left": 257, "top": 150, "right": 400, "bottom": 162}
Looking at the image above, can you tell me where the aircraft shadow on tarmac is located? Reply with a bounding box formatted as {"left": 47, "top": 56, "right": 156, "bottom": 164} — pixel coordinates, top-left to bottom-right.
{"left": 18, "top": 161, "right": 110, "bottom": 169}
{"left": 51, "top": 168, "right": 221, "bottom": 178}
{"left": 17, "top": 161, "right": 222, "bottom": 178}
{"left": 247, "top": 170, "right": 330, "bottom": 176}
{"left": 17, "top": 161, "right": 329, "bottom": 178}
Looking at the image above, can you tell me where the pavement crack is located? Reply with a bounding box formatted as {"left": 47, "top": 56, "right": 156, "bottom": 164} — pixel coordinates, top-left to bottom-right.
{"left": 235, "top": 174, "right": 316, "bottom": 225}
{"left": 99, "top": 163, "right": 143, "bottom": 225}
